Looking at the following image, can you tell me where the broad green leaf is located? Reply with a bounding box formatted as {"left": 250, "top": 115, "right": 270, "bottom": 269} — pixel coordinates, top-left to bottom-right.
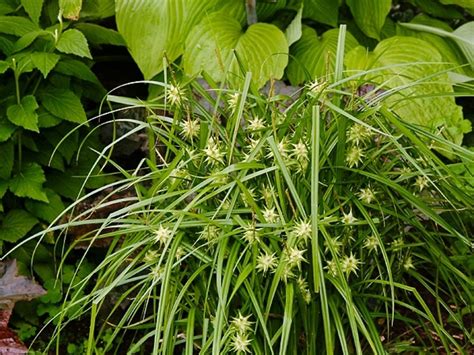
{"left": 6, "top": 95, "right": 40, "bottom": 132}
{"left": 303, "top": 0, "right": 338, "bottom": 27}
{"left": 452, "top": 22, "right": 474, "bottom": 69}
{"left": 60, "top": 0, "right": 82, "bottom": 20}
{"left": 345, "top": 36, "right": 471, "bottom": 147}
{"left": 41, "top": 88, "right": 87, "bottom": 124}
{"left": 37, "top": 107, "right": 61, "bottom": 128}
{"left": 9, "top": 162, "right": 48, "bottom": 202}
{"left": 56, "top": 29, "right": 92, "bottom": 58}
{"left": 55, "top": 58, "right": 100, "bottom": 84}
{"left": 75, "top": 23, "right": 125, "bottom": 46}
{"left": 184, "top": 13, "right": 288, "bottom": 88}
{"left": 0, "top": 16, "right": 38, "bottom": 36}
{"left": 285, "top": 6, "right": 303, "bottom": 46}
{"left": 0, "top": 37, "right": 14, "bottom": 56}
{"left": 80, "top": 0, "right": 115, "bottom": 19}
{"left": 25, "top": 188, "right": 65, "bottom": 223}
{"left": 0, "top": 118, "right": 16, "bottom": 142}
{"left": 287, "top": 26, "right": 359, "bottom": 85}
{"left": 116, "top": 0, "right": 220, "bottom": 79}
{"left": 411, "top": 0, "right": 464, "bottom": 20}
{"left": 0, "top": 209, "right": 38, "bottom": 242}
{"left": 397, "top": 17, "right": 466, "bottom": 74}
{"left": 0, "top": 180, "right": 7, "bottom": 198}
{"left": 0, "top": 60, "right": 9, "bottom": 74}
{"left": 0, "top": 2, "right": 16, "bottom": 15}
{"left": 346, "top": 0, "right": 391, "bottom": 40}
{"left": 12, "top": 30, "right": 50, "bottom": 53}
{"left": 440, "top": 0, "right": 474, "bottom": 11}
{"left": 256, "top": 0, "right": 287, "bottom": 21}
{"left": 0, "top": 141, "right": 14, "bottom": 180}
{"left": 400, "top": 21, "right": 474, "bottom": 69}
{"left": 31, "top": 52, "right": 60, "bottom": 78}
{"left": 21, "top": 0, "right": 44, "bottom": 24}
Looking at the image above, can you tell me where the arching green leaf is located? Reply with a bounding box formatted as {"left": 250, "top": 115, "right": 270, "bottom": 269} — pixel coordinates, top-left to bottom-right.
{"left": 116, "top": 0, "right": 220, "bottom": 79}
{"left": 0, "top": 16, "right": 38, "bottom": 37}
{"left": 440, "top": 0, "right": 474, "bottom": 11}
{"left": 345, "top": 36, "right": 471, "bottom": 147}
{"left": 286, "top": 26, "right": 359, "bottom": 85}
{"left": 346, "top": 0, "right": 391, "bottom": 40}
{"left": 21, "top": 0, "right": 44, "bottom": 24}
{"left": 183, "top": 13, "right": 288, "bottom": 89}
{"left": 285, "top": 6, "right": 303, "bottom": 46}
{"left": 303, "top": 0, "right": 338, "bottom": 27}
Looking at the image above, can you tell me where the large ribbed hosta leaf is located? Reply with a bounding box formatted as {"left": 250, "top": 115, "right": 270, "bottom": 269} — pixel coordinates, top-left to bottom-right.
{"left": 286, "top": 26, "right": 359, "bottom": 85}
{"left": 183, "top": 13, "right": 288, "bottom": 89}
{"left": 115, "top": 0, "right": 220, "bottom": 79}
{"left": 346, "top": 0, "right": 391, "bottom": 40}
{"left": 345, "top": 36, "right": 471, "bottom": 147}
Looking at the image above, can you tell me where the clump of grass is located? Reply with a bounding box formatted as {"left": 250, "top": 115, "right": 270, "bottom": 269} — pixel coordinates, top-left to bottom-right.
{"left": 11, "top": 66, "right": 474, "bottom": 353}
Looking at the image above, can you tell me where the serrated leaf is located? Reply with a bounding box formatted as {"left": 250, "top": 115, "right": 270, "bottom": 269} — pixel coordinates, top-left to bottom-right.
{"left": 0, "top": 210, "right": 38, "bottom": 242}
{"left": 287, "top": 26, "right": 359, "bottom": 85}
{"left": 0, "top": 141, "right": 14, "bottom": 180}
{"left": 116, "top": 0, "right": 221, "bottom": 79}
{"left": 12, "top": 30, "right": 49, "bottom": 53}
{"left": 347, "top": 0, "right": 391, "bottom": 40}
{"left": 37, "top": 108, "right": 62, "bottom": 128}
{"left": 60, "top": 0, "right": 82, "bottom": 20}
{"left": 303, "top": 0, "right": 338, "bottom": 27}
{"left": 345, "top": 36, "right": 471, "bottom": 147}
{"left": 184, "top": 13, "right": 288, "bottom": 88}
{"left": 75, "top": 23, "right": 125, "bottom": 46}
{"left": 56, "top": 29, "right": 91, "bottom": 58}
{"left": 9, "top": 163, "right": 48, "bottom": 202}
{"left": 6, "top": 95, "right": 40, "bottom": 132}
{"left": 31, "top": 52, "right": 60, "bottom": 78}
{"left": 25, "top": 189, "right": 65, "bottom": 223}
{"left": 285, "top": 6, "right": 303, "bottom": 46}
{"left": 55, "top": 58, "right": 101, "bottom": 84}
{"left": 21, "top": 0, "right": 44, "bottom": 24}
{"left": 41, "top": 88, "right": 87, "bottom": 124}
{"left": 0, "top": 16, "right": 38, "bottom": 36}
{"left": 0, "top": 118, "right": 16, "bottom": 142}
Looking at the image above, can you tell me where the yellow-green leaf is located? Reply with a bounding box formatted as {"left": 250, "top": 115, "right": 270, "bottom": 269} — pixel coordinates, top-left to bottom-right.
{"left": 59, "top": 0, "right": 82, "bottom": 20}
{"left": 184, "top": 13, "right": 288, "bottom": 89}
{"left": 56, "top": 29, "right": 91, "bottom": 58}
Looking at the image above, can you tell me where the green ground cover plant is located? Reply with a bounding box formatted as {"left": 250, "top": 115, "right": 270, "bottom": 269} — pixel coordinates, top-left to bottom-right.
{"left": 0, "top": 0, "right": 124, "bottom": 347}
{"left": 1, "top": 0, "right": 473, "bottom": 353}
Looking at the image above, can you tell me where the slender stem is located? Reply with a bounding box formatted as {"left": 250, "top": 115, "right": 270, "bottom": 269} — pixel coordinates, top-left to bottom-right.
{"left": 246, "top": 0, "right": 257, "bottom": 26}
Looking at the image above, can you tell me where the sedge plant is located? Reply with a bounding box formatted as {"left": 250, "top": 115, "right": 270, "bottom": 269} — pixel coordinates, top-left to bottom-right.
{"left": 8, "top": 45, "right": 474, "bottom": 354}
